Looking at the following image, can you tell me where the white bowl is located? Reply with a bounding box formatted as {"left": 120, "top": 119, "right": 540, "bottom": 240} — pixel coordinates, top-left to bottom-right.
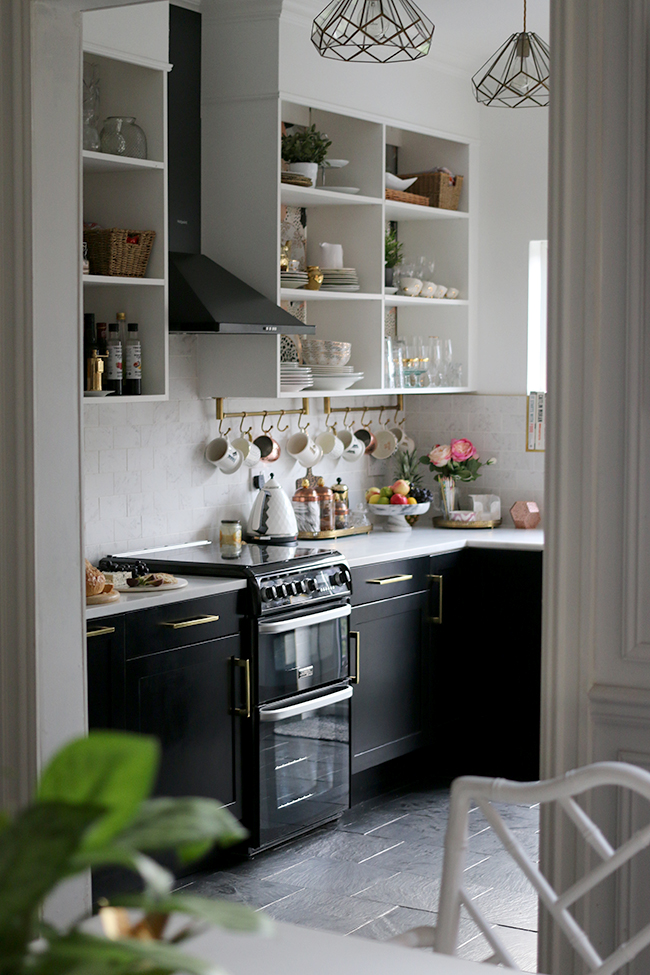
{"left": 309, "top": 373, "right": 364, "bottom": 390}
{"left": 385, "top": 172, "right": 418, "bottom": 191}
{"left": 301, "top": 339, "right": 352, "bottom": 367}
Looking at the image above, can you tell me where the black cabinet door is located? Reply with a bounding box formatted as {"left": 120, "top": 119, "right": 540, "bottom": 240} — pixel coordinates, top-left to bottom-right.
{"left": 434, "top": 549, "right": 543, "bottom": 781}
{"left": 124, "top": 634, "right": 242, "bottom": 820}
{"left": 86, "top": 616, "right": 125, "bottom": 730}
{"left": 350, "top": 590, "right": 428, "bottom": 773}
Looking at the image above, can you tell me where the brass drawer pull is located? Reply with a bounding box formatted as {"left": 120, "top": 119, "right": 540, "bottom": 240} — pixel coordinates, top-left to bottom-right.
{"left": 161, "top": 614, "right": 219, "bottom": 630}
{"left": 350, "top": 631, "right": 360, "bottom": 684}
{"left": 86, "top": 625, "right": 116, "bottom": 639}
{"left": 366, "top": 574, "right": 413, "bottom": 585}
{"left": 427, "top": 574, "right": 443, "bottom": 624}
{"left": 229, "top": 657, "right": 251, "bottom": 718}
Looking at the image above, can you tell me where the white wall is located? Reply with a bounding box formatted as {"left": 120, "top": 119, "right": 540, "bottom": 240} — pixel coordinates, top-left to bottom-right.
{"left": 476, "top": 108, "right": 549, "bottom": 393}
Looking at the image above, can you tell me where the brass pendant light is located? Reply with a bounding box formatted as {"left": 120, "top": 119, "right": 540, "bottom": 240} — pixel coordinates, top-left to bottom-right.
{"left": 472, "top": 0, "right": 549, "bottom": 107}
{"left": 311, "top": 0, "right": 434, "bottom": 63}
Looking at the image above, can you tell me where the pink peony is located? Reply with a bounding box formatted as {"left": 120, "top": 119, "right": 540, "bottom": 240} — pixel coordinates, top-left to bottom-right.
{"left": 451, "top": 438, "right": 478, "bottom": 462}
{"left": 429, "top": 444, "right": 451, "bottom": 467}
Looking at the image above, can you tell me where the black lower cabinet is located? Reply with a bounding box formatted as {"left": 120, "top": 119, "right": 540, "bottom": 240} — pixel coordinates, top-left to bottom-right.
{"left": 434, "top": 548, "right": 543, "bottom": 782}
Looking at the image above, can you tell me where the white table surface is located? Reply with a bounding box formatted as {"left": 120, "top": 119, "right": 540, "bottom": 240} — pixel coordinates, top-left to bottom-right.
{"left": 187, "top": 920, "right": 536, "bottom": 975}
{"left": 86, "top": 576, "right": 246, "bottom": 621}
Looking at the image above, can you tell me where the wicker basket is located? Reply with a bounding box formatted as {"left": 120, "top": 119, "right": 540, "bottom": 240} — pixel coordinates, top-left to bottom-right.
{"left": 83, "top": 228, "right": 156, "bottom": 277}
{"left": 398, "top": 172, "right": 464, "bottom": 211}
{"left": 385, "top": 188, "right": 429, "bottom": 207}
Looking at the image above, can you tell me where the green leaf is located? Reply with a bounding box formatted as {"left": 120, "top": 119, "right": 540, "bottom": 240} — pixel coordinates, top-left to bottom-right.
{"left": 70, "top": 846, "right": 174, "bottom": 896}
{"left": 0, "top": 802, "right": 101, "bottom": 957}
{"left": 37, "top": 732, "right": 160, "bottom": 850}
{"left": 118, "top": 798, "right": 248, "bottom": 864}
{"left": 111, "top": 892, "right": 272, "bottom": 936}
{"left": 43, "top": 929, "right": 224, "bottom": 975}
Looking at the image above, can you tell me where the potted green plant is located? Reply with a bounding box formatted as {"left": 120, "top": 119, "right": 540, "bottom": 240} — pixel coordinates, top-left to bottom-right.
{"left": 385, "top": 227, "right": 404, "bottom": 287}
{"left": 281, "top": 124, "right": 332, "bottom": 187}
{"left": 1, "top": 730, "right": 268, "bottom": 974}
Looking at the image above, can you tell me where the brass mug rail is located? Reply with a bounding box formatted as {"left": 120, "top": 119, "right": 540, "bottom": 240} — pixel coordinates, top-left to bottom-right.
{"left": 350, "top": 631, "right": 360, "bottom": 684}
{"left": 366, "top": 574, "right": 413, "bottom": 585}
{"left": 229, "top": 658, "right": 251, "bottom": 718}
{"left": 427, "top": 574, "right": 443, "bottom": 624}
{"left": 161, "top": 614, "right": 220, "bottom": 630}
{"left": 86, "top": 625, "right": 116, "bottom": 639}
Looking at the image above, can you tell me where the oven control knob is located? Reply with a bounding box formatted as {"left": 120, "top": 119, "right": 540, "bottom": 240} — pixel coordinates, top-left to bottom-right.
{"left": 306, "top": 578, "right": 318, "bottom": 592}
{"left": 331, "top": 570, "right": 345, "bottom": 587}
{"left": 289, "top": 581, "right": 300, "bottom": 595}
{"left": 262, "top": 586, "right": 276, "bottom": 602}
{"left": 300, "top": 579, "right": 310, "bottom": 593}
{"left": 277, "top": 584, "right": 288, "bottom": 598}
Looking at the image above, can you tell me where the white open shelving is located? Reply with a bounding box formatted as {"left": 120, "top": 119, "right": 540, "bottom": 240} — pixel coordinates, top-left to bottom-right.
{"left": 199, "top": 93, "right": 477, "bottom": 400}
{"left": 82, "top": 45, "right": 169, "bottom": 402}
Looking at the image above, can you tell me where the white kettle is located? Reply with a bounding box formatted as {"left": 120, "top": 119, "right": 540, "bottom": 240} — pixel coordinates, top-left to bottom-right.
{"left": 246, "top": 473, "right": 298, "bottom": 544}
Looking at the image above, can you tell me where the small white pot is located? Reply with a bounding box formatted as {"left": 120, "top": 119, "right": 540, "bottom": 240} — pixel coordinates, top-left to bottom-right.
{"left": 288, "top": 162, "right": 319, "bottom": 187}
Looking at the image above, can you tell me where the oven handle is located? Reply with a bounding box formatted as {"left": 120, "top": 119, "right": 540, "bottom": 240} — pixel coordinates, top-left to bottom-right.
{"left": 260, "top": 685, "right": 352, "bottom": 722}
{"left": 258, "top": 604, "right": 351, "bottom": 635}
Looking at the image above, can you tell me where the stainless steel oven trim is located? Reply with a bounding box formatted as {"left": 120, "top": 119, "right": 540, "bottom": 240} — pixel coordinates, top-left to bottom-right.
{"left": 259, "top": 684, "right": 352, "bottom": 722}
{"left": 258, "top": 604, "right": 351, "bottom": 635}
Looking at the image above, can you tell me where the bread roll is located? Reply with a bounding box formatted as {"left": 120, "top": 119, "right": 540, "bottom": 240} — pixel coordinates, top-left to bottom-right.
{"left": 85, "top": 558, "right": 106, "bottom": 597}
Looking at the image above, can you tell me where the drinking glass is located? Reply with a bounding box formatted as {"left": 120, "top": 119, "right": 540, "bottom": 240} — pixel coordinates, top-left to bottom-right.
{"left": 441, "top": 338, "right": 453, "bottom": 386}
{"left": 428, "top": 337, "right": 443, "bottom": 387}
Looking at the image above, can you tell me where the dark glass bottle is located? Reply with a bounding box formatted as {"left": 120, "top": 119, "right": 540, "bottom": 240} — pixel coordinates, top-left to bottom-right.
{"left": 83, "top": 312, "right": 97, "bottom": 391}
{"left": 105, "top": 323, "right": 123, "bottom": 395}
{"left": 125, "top": 322, "right": 142, "bottom": 395}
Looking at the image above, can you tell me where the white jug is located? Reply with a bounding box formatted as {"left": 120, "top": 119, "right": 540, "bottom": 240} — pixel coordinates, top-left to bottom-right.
{"left": 319, "top": 242, "right": 344, "bottom": 268}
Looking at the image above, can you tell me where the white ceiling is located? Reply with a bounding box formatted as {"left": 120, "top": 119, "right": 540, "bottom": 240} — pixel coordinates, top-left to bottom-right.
{"left": 299, "top": 0, "right": 550, "bottom": 73}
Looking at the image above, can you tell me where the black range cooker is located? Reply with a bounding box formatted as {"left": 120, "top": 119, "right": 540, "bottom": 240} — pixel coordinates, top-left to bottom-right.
{"left": 112, "top": 541, "right": 355, "bottom": 851}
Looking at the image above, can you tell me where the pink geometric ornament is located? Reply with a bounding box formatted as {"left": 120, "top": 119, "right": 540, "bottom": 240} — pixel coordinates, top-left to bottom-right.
{"left": 510, "top": 500, "right": 541, "bottom": 529}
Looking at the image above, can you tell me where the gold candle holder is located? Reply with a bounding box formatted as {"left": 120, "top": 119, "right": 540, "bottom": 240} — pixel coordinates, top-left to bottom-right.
{"left": 306, "top": 265, "right": 324, "bottom": 290}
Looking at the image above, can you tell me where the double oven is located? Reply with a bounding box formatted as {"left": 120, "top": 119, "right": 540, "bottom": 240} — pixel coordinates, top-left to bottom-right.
{"left": 120, "top": 542, "right": 355, "bottom": 851}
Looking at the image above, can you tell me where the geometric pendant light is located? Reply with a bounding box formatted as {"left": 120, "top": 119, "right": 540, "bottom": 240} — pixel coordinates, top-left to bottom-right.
{"left": 311, "top": 0, "right": 435, "bottom": 63}
{"left": 471, "top": 0, "right": 549, "bottom": 107}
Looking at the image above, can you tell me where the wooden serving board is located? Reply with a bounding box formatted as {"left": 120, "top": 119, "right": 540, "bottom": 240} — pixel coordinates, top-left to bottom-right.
{"left": 86, "top": 589, "right": 120, "bottom": 605}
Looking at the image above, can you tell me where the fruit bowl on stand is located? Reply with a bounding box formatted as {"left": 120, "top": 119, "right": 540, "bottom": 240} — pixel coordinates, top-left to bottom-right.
{"left": 368, "top": 502, "right": 430, "bottom": 532}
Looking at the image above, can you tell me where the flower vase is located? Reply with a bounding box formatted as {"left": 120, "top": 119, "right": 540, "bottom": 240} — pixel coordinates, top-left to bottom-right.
{"left": 437, "top": 475, "right": 457, "bottom": 518}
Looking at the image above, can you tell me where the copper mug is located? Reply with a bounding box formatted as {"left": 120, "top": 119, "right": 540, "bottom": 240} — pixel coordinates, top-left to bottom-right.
{"left": 354, "top": 427, "right": 377, "bottom": 455}
{"left": 253, "top": 434, "right": 281, "bottom": 463}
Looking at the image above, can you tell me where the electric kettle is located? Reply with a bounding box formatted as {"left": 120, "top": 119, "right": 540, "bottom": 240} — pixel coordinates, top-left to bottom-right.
{"left": 246, "top": 473, "right": 298, "bottom": 544}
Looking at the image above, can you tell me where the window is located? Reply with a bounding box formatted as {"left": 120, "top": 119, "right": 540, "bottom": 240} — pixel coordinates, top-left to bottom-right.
{"left": 527, "top": 240, "right": 548, "bottom": 394}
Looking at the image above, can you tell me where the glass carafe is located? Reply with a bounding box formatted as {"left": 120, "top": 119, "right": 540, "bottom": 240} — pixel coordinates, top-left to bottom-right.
{"left": 100, "top": 116, "right": 148, "bottom": 159}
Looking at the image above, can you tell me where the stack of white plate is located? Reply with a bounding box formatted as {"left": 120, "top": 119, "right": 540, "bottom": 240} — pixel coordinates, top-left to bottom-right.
{"left": 320, "top": 268, "right": 360, "bottom": 292}
{"left": 308, "top": 364, "right": 364, "bottom": 390}
{"left": 280, "top": 363, "right": 313, "bottom": 392}
{"left": 281, "top": 270, "right": 308, "bottom": 289}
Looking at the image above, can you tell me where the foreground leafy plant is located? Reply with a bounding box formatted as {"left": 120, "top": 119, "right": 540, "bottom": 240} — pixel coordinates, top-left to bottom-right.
{"left": 0, "top": 731, "right": 269, "bottom": 974}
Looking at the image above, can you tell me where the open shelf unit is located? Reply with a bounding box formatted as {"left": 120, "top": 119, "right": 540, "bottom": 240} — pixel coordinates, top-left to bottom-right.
{"left": 198, "top": 95, "right": 477, "bottom": 400}
{"left": 81, "top": 45, "right": 169, "bottom": 402}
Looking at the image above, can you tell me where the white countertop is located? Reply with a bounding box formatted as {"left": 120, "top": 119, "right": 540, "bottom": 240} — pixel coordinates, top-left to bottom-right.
{"left": 85, "top": 526, "right": 542, "bottom": 619}
{"left": 86, "top": 576, "right": 246, "bottom": 621}
{"left": 187, "top": 920, "right": 535, "bottom": 975}
{"left": 299, "top": 524, "right": 544, "bottom": 568}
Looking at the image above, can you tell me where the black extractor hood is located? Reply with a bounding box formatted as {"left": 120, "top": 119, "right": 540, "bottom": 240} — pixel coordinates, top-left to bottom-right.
{"left": 168, "top": 6, "right": 310, "bottom": 335}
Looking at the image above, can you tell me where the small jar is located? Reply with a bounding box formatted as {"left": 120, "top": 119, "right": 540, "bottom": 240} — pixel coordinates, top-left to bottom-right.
{"left": 332, "top": 478, "right": 349, "bottom": 530}
{"left": 219, "top": 519, "right": 242, "bottom": 559}
{"left": 292, "top": 480, "right": 320, "bottom": 535}
{"left": 315, "top": 477, "right": 335, "bottom": 532}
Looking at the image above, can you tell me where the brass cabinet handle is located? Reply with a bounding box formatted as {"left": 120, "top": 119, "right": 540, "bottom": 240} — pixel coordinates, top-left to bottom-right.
{"left": 427, "top": 574, "right": 443, "bottom": 624}
{"left": 161, "top": 614, "right": 219, "bottom": 630}
{"left": 366, "top": 574, "right": 413, "bottom": 585}
{"left": 350, "top": 631, "right": 360, "bottom": 684}
{"left": 229, "top": 657, "right": 251, "bottom": 718}
{"left": 86, "top": 625, "right": 116, "bottom": 639}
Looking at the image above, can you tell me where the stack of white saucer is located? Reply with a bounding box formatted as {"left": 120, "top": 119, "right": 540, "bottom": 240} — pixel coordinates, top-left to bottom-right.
{"left": 309, "top": 364, "right": 364, "bottom": 391}
{"left": 280, "top": 363, "right": 313, "bottom": 392}
{"left": 320, "top": 268, "right": 360, "bottom": 292}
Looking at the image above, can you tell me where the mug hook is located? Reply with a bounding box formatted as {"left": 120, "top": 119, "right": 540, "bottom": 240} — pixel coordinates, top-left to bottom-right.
{"left": 277, "top": 410, "right": 290, "bottom": 433}
{"left": 218, "top": 418, "right": 231, "bottom": 437}
{"left": 298, "top": 410, "right": 310, "bottom": 433}
{"left": 239, "top": 414, "right": 253, "bottom": 440}
{"left": 326, "top": 412, "right": 338, "bottom": 433}
{"left": 261, "top": 411, "right": 273, "bottom": 434}
{"left": 360, "top": 407, "right": 372, "bottom": 429}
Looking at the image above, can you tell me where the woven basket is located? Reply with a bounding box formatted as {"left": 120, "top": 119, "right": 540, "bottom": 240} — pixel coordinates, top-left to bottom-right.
{"left": 398, "top": 172, "right": 464, "bottom": 211}
{"left": 385, "top": 188, "right": 429, "bottom": 207}
{"left": 84, "top": 228, "right": 156, "bottom": 277}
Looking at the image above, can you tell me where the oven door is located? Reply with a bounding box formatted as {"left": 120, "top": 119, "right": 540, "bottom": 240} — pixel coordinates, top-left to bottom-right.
{"left": 257, "top": 604, "right": 350, "bottom": 702}
{"left": 258, "top": 683, "right": 351, "bottom": 849}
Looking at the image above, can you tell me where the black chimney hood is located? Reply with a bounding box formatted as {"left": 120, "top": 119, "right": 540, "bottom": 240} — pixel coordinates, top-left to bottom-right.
{"left": 168, "top": 6, "right": 311, "bottom": 336}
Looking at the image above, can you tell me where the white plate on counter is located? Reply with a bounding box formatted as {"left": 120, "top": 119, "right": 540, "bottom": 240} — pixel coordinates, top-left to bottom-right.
{"left": 116, "top": 577, "right": 189, "bottom": 593}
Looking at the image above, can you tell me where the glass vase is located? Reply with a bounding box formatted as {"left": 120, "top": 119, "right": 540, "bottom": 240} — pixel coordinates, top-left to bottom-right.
{"left": 437, "top": 475, "right": 457, "bottom": 518}
{"left": 100, "top": 116, "right": 148, "bottom": 159}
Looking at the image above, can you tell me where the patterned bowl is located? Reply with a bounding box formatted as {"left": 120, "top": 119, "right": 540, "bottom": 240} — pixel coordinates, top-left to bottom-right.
{"left": 301, "top": 339, "right": 352, "bottom": 367}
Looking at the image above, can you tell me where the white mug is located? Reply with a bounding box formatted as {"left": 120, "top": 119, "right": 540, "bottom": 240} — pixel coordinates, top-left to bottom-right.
{"left": 446, "top": 287, "right": 460, "bottom": 300}
{"left": 420, "top": 281, "right": 436, "bottom": 298}
{"left": 400, "top": 276, "right": 422, "bottom": 297}
{"left": 390, "top": 426, "right": 407, "bottom": 447}
{"left": 371, "top": 427, "right": 398, "bottom": 460}
{"left": 434, "top": 284, "right": 448, "bottom": 299}
{"left": 315, "top": 431, "right": 344, "bottom": 459}
{"left": 337, "top": 429, "right": 365, "bottom": 462}
{"left": 319, "top": 242, "right": 344, "bottom": 268}
{"left": 287, "top": 432, "right": 323, "bottom": 468}
{"left": 231, "top": 436, "right": 262, "bottom": 468}
{"left": 205, "top": 436, "right": 243, "bottom": 474}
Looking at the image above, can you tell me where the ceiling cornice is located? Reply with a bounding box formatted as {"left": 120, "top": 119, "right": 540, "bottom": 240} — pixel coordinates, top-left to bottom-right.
{"left": 203, "top": 0, "right": 283, "bottom": 23}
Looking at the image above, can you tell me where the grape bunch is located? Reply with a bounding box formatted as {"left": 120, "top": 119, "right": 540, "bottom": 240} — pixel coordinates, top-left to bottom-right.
{"left": 409, "top": 486, "right": 433, "bottom": 504}
{"left": 98, "top": 557, "right": 150, "bottom": 575}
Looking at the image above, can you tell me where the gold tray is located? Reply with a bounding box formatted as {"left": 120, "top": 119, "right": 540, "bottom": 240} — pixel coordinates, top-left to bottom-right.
{"left": 433, "top": 517, "right": 502, "bottom": 530}
{"left": 298, "top": 524, "right": 373, "bottom": 540}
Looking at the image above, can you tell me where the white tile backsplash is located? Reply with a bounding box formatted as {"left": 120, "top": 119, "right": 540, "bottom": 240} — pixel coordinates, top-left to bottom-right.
{"left": 83, "top": 339, "right": 544, "bottom": 563}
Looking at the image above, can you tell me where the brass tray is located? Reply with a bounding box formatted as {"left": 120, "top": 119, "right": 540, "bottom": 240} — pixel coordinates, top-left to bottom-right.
{"left": 433, "top": 517, "right": 502, "bottom": 530}
{"left": 298, "top": 524, "right": 373, "bottom": 540}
